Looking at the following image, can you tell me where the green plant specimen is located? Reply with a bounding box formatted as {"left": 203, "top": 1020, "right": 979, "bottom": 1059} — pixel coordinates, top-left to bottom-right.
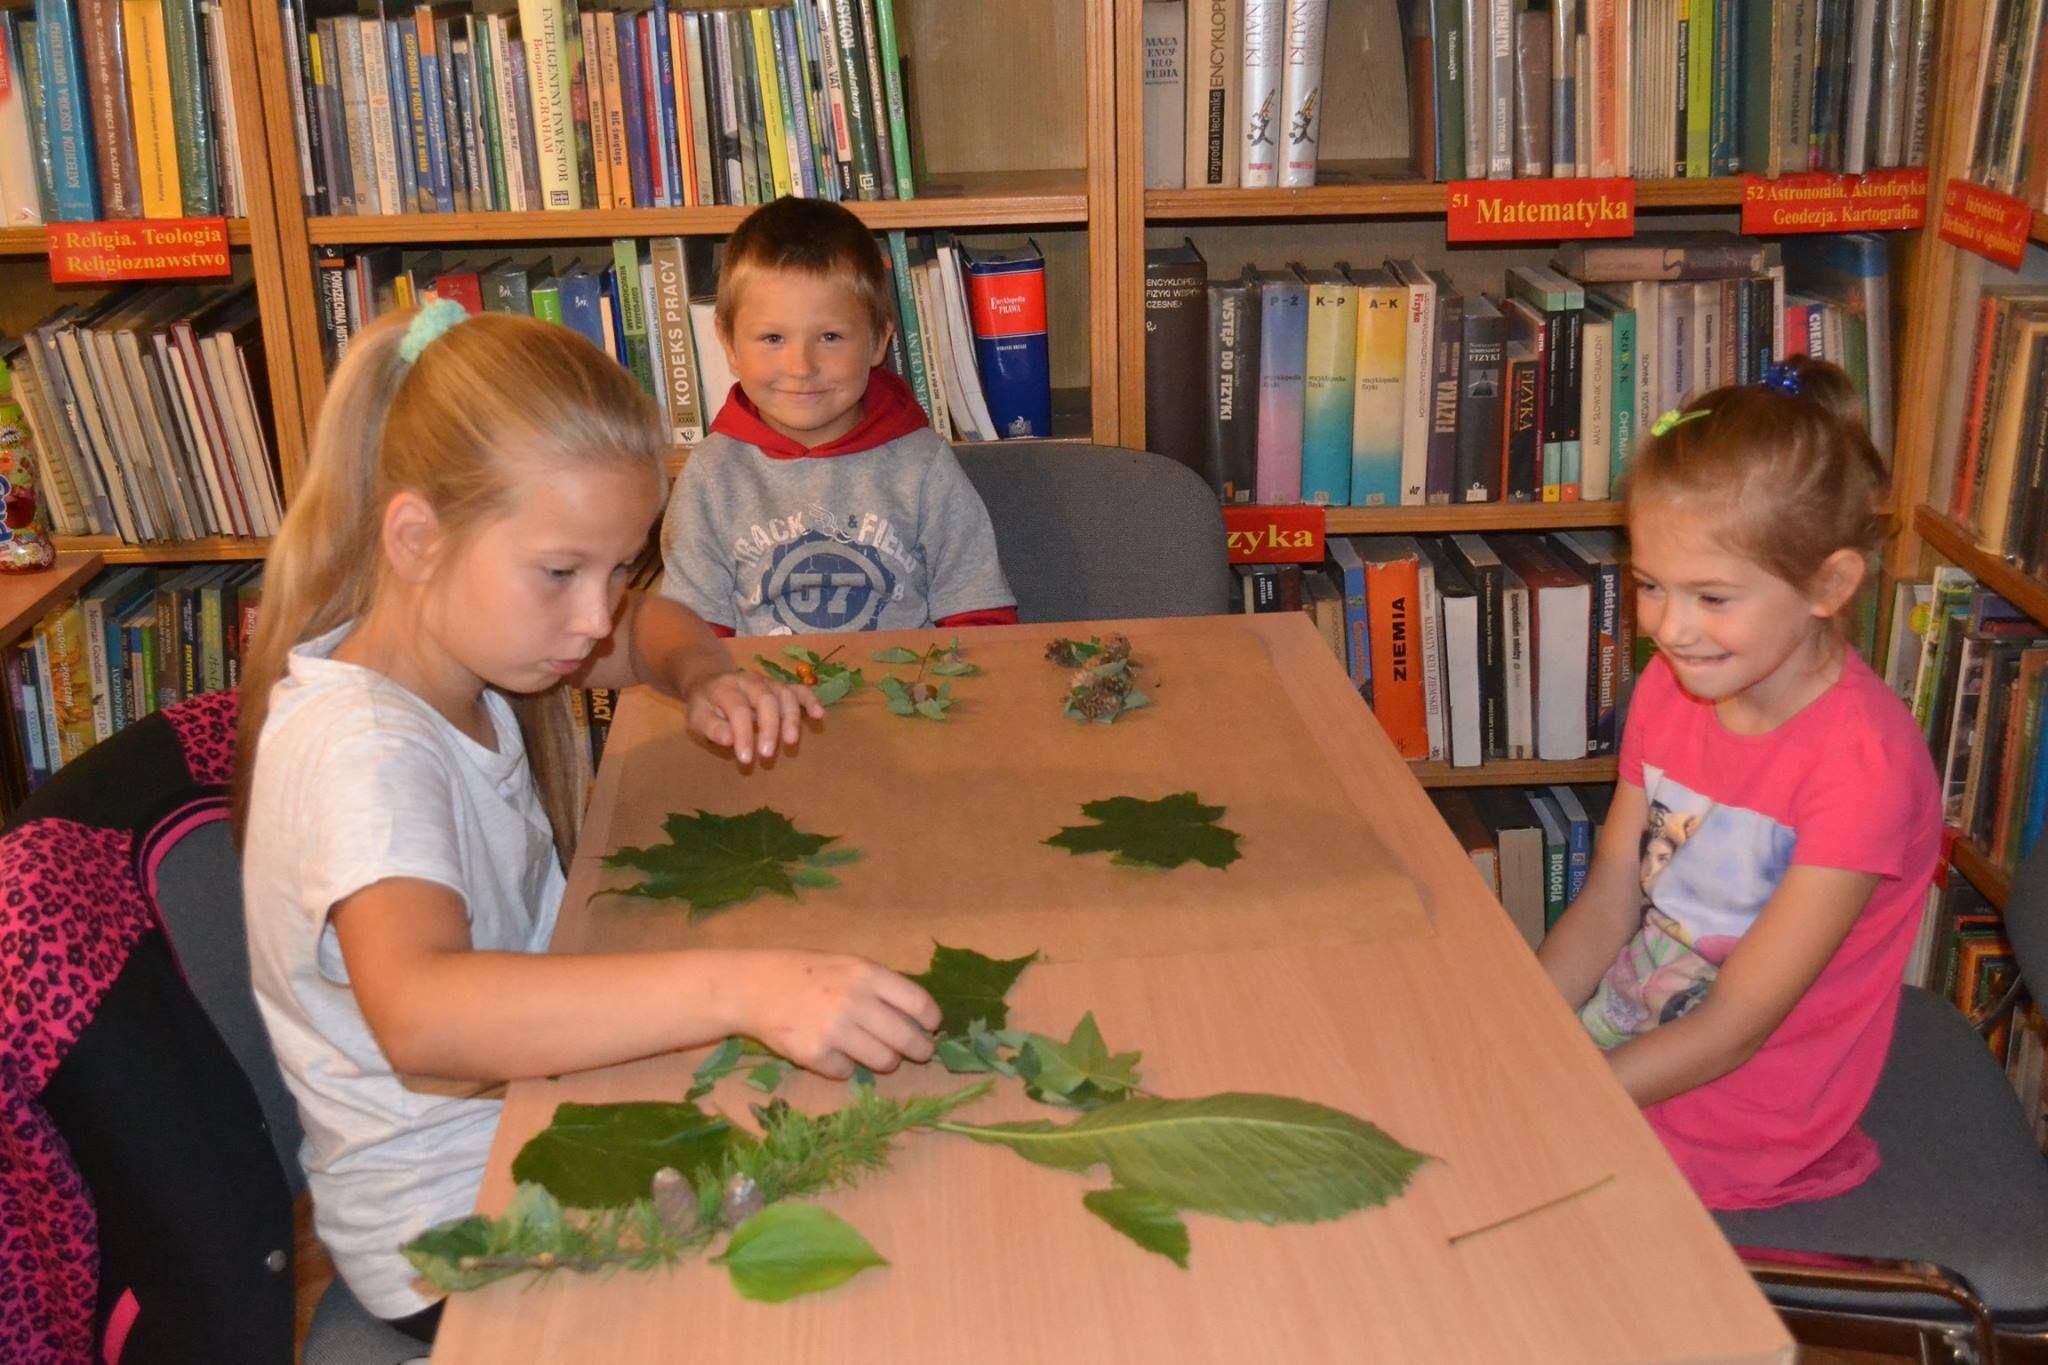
{"left": 905, "top": 942, "right": 1037, "bottom": 1036}
{"left": 605, "top": 808, "right": 860, "bottom": 917}
{"left": 710, "top": 1204, "right": 888, "bottom": 1302}
{"left": 1044, "top": 793, "right": 1242, "bottom": 871}
{"left": 755, "top": 645, "right": 865, "bottom": 704}
{"left": 1046, "top": 634, "right": 1150, "bottom": 722}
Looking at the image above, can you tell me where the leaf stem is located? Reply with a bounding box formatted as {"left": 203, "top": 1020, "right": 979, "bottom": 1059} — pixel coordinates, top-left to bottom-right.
{"left": 1445, "top": 1174, "right": 1616, "bottom": 1247}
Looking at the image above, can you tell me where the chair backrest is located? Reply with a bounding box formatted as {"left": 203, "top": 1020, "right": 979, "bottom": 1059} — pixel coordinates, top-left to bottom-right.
{"left": 2008, "top": 835, "right": 2048, "bottom": 1002}
{"left": 0, "top": 690, "right": 298, "bottom": 1362}
{"left": 951, "top": 442, "right": 1234, "bottom": 623}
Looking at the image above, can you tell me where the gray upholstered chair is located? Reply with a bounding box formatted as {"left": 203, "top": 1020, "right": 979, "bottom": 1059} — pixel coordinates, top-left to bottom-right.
{"left": 951, "top": 442, "right": 1233, "bottom": 622}
{"left": 1715, "top": 836, "right": 2048, "bottom": 1364}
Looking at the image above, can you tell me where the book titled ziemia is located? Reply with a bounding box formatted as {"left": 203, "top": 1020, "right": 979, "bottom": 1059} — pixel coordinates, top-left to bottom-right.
{"left": 960, "top": 240, "right": 1052, "bottom": 440}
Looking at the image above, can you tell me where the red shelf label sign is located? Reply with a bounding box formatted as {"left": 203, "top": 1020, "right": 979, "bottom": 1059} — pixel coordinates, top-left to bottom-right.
{"left": 46, "top": 217, "right": 231, "bottom": 283}
{"left": 1740, "top": 168, "right": 1928, "bottom": 234}
{"left": 1224, "top": 503, "right": 1326, "bottom": 565}
{"left": 1938, "top": 179, "right": 2032, "bottom": 270}
{"left": 1446, "top": 177, "right": 1635, "bottom": 243}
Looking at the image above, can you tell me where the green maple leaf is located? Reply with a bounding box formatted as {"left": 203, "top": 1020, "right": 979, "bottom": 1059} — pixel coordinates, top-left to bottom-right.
{"left": 1044, "top": 793, "right": 1242, "bottom": 871}
{"left": 906, "top": 942, "right": 1038, "bottom": 1037}
{"left": 1017, "top": 1013, "right": 1143, "bottom": 1110}
{"left": 511, "top": 1101, "right": 750, "bottom": 1208}
{"left": 605, "top": 808, "right": 860, "bottom": 917}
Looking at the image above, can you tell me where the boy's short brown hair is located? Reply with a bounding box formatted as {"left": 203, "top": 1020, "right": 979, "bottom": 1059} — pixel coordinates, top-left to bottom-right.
{"left": 715, "top": 195, "right": 894, "bottom": 339}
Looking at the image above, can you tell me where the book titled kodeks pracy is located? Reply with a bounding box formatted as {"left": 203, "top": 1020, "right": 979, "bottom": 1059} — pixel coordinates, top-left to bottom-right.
{"left": 960, "top": 240, "right": 1052, "bottom": 440}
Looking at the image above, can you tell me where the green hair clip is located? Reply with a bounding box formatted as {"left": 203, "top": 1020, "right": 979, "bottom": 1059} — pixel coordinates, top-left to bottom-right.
{"left": 399, "top": 298, "right": 471, "bottom": 364}
{"left": 1649, "top": 407, "right": 1709, "bottom": 438}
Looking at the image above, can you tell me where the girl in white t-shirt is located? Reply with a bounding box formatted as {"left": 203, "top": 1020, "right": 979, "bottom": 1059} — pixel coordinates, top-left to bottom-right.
{"left": 236, "top": 302, "right": 940, "bottom": 1339}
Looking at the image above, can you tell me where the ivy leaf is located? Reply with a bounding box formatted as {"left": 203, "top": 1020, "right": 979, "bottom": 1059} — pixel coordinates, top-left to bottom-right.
{"left": 512, "top": 1101, "right": 749, "bottom": 1208}
{"left": 1082, "top": 1188, "right": 1190, "bottom": 1268}
{"left": 747, "top": 1060, "right": 795, "bottom": 1092}
{"left": 605, "top": 808, "right": 860, "bottom": 916}
{"left": 1044, "top": 793, "right": 1242, "bottom": 871}
{"left": 906, "top": 943, "right": 1038, "bottom": 1037}
{"left": 1016, "top": 1013, "right": 1142, "bottom": 1109}
{"left": 938, "top": 1093, "right": 1431, "bottom": 1225}
{"left": 871, "top": 646, "right": 922, "bottom": 664}
{"left": 687, "top": 1037, "right": 747, "bottom": 1099}
{"left": 711, "top": 1204, "right": 888, "bottom": 1303}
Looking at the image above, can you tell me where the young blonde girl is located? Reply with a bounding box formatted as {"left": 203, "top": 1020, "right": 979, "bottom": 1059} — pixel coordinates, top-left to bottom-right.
{"left": 1539, "top": 355, "right": 1941, "bottom": 1210}
{"left": 237, "top": 302, "right": 939, "bottom": 1337}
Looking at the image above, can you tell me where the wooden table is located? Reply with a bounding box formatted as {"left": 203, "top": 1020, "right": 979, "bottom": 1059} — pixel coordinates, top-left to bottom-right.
{"left": 434, "top": 614, "right": 1792, "bottom": 1365}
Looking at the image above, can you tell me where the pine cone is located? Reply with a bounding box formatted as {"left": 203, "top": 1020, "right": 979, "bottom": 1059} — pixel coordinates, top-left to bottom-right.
{"left": 1071, "top": 688, "right": 1123, "bottom": 721}
{"left": 1101, "top": 634, "right": 1133, "bottom": 663}
{"left": 1046, "top": 639, "right": 1089, "bottom": 668}
{"left": 721, "top": 1172, "right": 766, "bottom": 1225}
{"left": 651, "top": 1167, "right": 698, "bottom": 1237}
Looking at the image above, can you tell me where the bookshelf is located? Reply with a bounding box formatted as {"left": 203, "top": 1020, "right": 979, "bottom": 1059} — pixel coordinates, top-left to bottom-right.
{"left": 242, "top": 0, "right": 1125, "bottom": 483}
{"left": 0, "top": 551, "right": 103, "bottom": 652}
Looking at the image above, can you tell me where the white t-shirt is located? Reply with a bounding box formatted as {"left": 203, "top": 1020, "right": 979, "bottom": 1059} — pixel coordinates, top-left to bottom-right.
{"left": 243, "top": 623, "right": 565, "bottom": 1317}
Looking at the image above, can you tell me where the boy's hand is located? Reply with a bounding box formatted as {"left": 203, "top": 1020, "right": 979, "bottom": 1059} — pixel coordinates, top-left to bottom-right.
{"left": 684, "top": 668, "right": 824, "bottom": 764}
{"left": 739, "top": 952, "right": 941, "bottom": 1079}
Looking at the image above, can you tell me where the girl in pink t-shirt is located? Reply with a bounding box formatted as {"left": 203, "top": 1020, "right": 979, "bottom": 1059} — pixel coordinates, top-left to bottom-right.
{"left": 1538, "top": 355, "right": 1941, "bottom": 1210}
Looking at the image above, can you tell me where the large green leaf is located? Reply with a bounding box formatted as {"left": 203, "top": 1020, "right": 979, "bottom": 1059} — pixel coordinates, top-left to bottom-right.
{"left": 1083, "top": 1188, "right": 1189, "bottom": 1267}
{"left": 604, "top": 808, "right": 859, "bottom": 916}
{"left": 512, "top": 1100, "right": 750, "bottom": 1208}
{"left": 1044, "top": 793, "right": 1242, "bottom": 871}
{"left": 710, "top": 1204, "right": 888, "bottom": 1302}
{"left": 938, "top": 1093, "right": 1430, "bottom": 1224}
{"left": 905, "top": 942, "right": 1037, "bottom": 1037}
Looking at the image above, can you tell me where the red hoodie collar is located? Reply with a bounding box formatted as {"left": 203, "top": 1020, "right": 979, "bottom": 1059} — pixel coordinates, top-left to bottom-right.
{"left": 709, "top": 369, "right": 931, "bottom": 460}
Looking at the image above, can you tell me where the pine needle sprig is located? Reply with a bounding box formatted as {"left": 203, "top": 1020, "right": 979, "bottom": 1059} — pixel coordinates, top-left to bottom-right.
{"left": 729, "top": 1080, "right": 992, "bottom": 1205}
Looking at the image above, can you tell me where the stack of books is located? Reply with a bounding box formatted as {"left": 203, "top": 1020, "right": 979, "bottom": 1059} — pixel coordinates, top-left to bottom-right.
{"left": 1250, "top": 528, "right": 1631, "bottom": 768}
{"left": 1431, "top": 783, "right": 1611, "bottom": 947}
{"left": 321, "top": 229, "right": 1054, "bottom": 443}
{"left": 0, "top": 0, "right": 249, "bottom": 225}
{"left": 277, "top": 0, "right": 919, "bottom": 216}
{"left": 3, "top": 284, "right": 282, "bottom": 544}
{"left": 1143, "top": 230, "right": 1894, "bottom": 504}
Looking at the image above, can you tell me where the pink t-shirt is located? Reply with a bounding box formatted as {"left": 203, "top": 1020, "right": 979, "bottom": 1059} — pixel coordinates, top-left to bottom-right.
{"left": 1581, "top": 650, "right": 1941, "bottom": 1209}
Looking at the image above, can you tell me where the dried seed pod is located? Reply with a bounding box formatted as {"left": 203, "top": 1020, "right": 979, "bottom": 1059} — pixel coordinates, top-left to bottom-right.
{"left": 1071, "top": 688, "right": 1122, "bottom": 721}
{"left": 1101, "top": 634, "right": 1133, "bottom": 663}
{"left": 650, "top": 1166, "right": 698, "bottom": 1237}
{"left": 1045, "top": 639, "right": 1088, "bottom": 668}
{"left": 721, "top": 1172, "right": 766, "bottom": 1225}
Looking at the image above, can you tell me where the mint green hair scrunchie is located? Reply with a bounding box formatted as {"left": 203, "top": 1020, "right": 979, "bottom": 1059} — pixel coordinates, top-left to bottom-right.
{"left": 399, "top": 297, "right": 471, "bottom": 364}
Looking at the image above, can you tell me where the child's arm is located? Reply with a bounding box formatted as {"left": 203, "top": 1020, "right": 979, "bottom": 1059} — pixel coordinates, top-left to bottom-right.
{"left": 578, "top": 590, "right": 823, "bottom": 764}
{"left": 1537, "top": 780, "right": 1651, "bottom": 1008}
{"left": 1605, "top": 865, "right": 1882, "bottom": 1105}
{"left": 333, "top": 877, "right": 940, "bottom": 1080}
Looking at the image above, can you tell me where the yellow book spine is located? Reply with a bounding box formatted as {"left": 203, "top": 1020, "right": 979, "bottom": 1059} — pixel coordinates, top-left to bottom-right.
{"left": 46, "top": 604, "right": 96, "bottom": 765}
{"left": 123, "top": 0, "right": 182, "bottom": 217}
{"left": 750, "top": 8, "right": 791, "bottom": 198}
{"left": 669, "top": 9, "right": 696, "bottom": 206}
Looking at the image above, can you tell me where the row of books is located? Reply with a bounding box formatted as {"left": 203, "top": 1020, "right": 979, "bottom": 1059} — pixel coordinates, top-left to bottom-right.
{"left": 1142, "top": 230, "right": 1893, "bottom": 508}
{"left": 1433, "top": 783, "right": 1612, "bottom": 947}
{"left": 0, "top": 0, "right": 248, "bottom": 225}
{"left": 1399, "top": 0, "right": 1937, "bottom": 182}
{"left": 1965, "top": 0, "right": 2048, "bottom": 205}
{"left": 1258, "top": 529, "right": 1632, "bottom": 766}
{"left": 3, "top": 284, "right": 282, "bottom": 546}
{"left": 322, "top": 228, "right": 1053, "bottom": 444}
{"left": 279, "top": 0, "right": 917, "bottom": 218}
{"left": 1140, "top": 0, "right": 1332, "bottom": 190}
{"left": 1886, "top": 570, "right": 2048, "bottom": 881}
{"left": 2, "top": 563, "right": 259, "bottom": 803}
{"left": 1910, "top": 869, "right": 2048, "bottom": 1153}
{"left": 1933, "top": 280, "right": 2048, "bottom": 573}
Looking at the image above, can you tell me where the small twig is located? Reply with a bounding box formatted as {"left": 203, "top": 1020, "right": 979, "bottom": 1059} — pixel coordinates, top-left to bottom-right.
{"left": 1445, "top": 1173, "right": 1617, "bottom": 1248}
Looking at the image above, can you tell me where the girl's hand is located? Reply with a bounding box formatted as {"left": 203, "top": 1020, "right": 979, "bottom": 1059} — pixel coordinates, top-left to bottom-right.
{"left": 684, "top": 668, "right": 824, "bottom": 764}
{"left": 740, "top": 951, "right": 942, "bottom": 1079}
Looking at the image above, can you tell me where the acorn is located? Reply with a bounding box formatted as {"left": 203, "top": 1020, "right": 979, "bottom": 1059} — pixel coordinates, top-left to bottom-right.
{"left": 910, "top": 681, "right": 936, "bottom": 705}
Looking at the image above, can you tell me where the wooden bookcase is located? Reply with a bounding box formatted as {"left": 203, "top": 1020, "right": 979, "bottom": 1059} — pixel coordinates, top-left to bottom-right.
{"left": 240, "top": 0, "right": 1125, "bottom": 485}
{"left": 0, "top": 0, "right": 306, "bottom": 563}
{"left": 0, "top": 0, "right": 2017, "bottom": 806}
{"left": 1878, "top": 0, "right": 2048, "bottom": 918}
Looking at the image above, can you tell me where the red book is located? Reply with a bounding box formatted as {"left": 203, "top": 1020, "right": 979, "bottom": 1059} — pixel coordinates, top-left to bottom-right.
{"left": 431, "top": 269, "right": 485, "bottom": 315}
{"left": 639, "top": 13, "right": 668, "bottom": 207}
{"left": 1356, "top": 536, "right": 1428, "bottom": 759}
{"left": 1951, "top": 293, "right": 2003, "bottom": 523}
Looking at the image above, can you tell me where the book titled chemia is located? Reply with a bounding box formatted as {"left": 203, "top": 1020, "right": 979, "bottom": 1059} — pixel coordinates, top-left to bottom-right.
{"left": 960, "top": 240, "right": 1051, "bottom": 439}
